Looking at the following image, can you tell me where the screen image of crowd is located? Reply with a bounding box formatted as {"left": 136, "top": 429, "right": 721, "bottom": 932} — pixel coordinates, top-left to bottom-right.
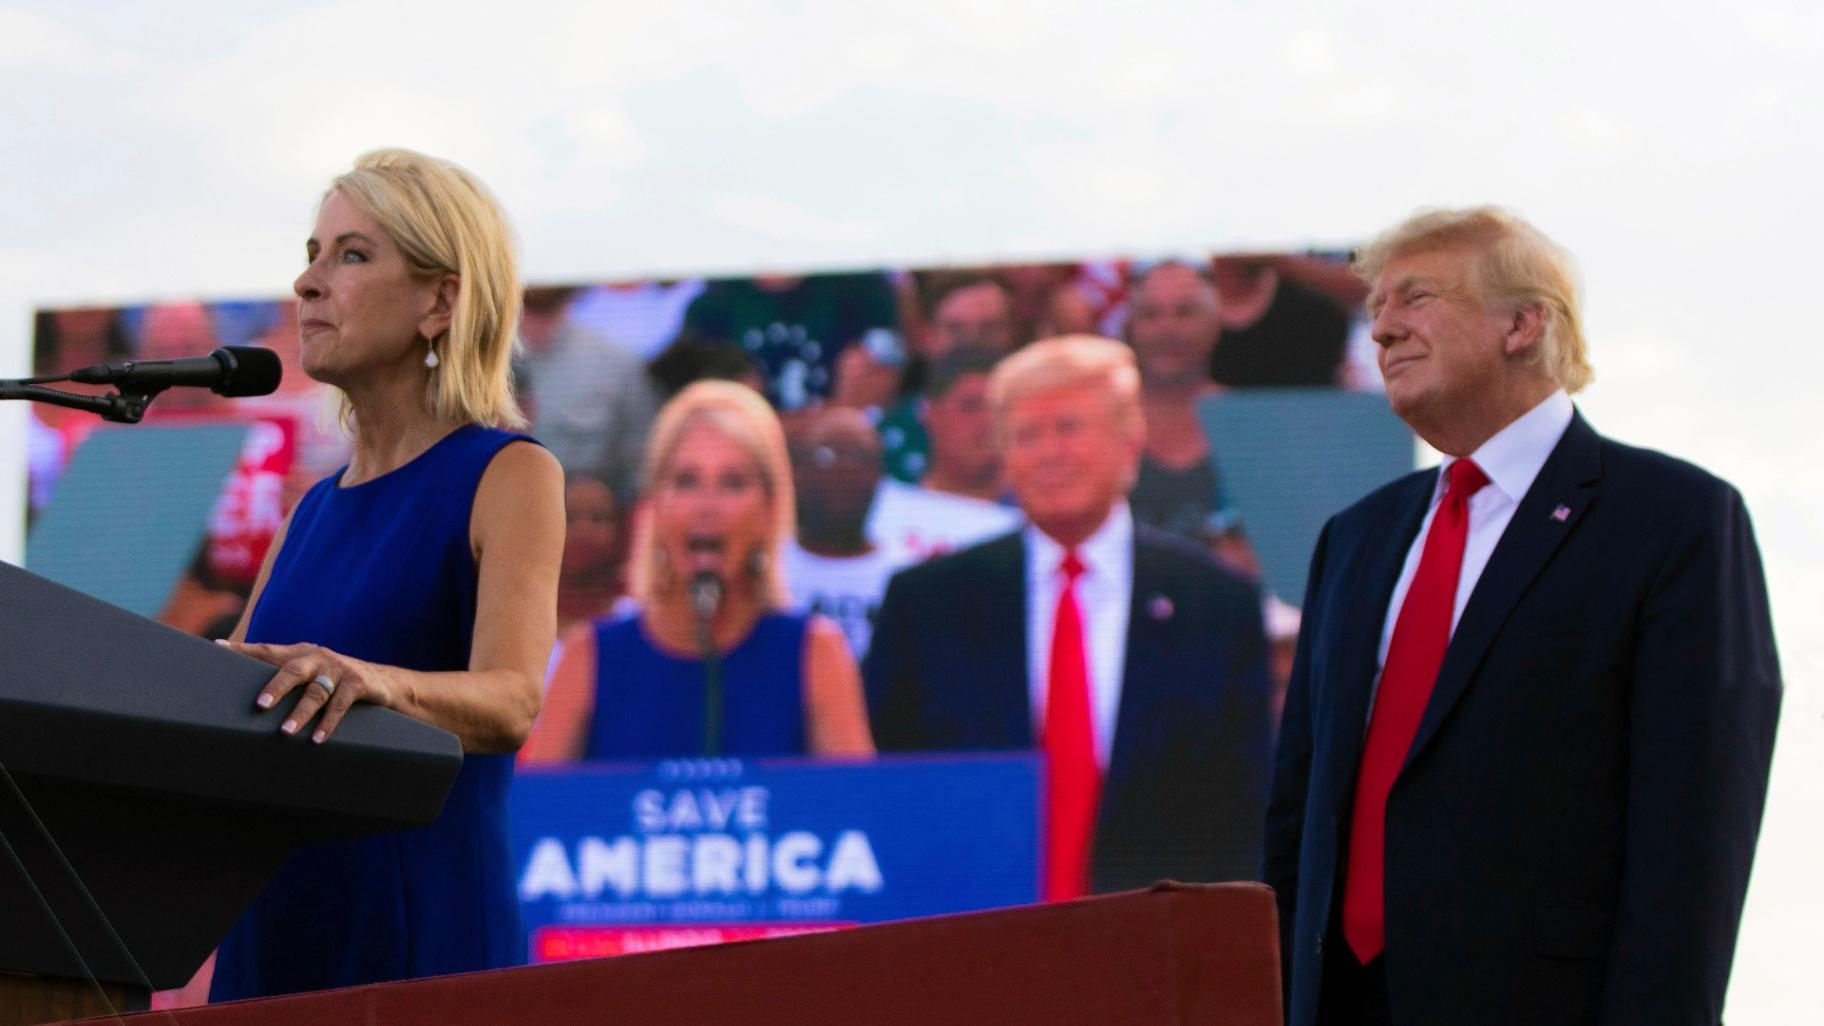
{"left": 26, "top": 251, "right": 1394, "bottom": 965}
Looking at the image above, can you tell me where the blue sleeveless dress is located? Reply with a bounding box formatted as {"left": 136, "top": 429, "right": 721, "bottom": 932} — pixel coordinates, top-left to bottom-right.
{"left": 211, "top": 424, "right": 535, "bottom": 1001}
{"left": 585, "top": 612, "right": 810, "bottom": 759}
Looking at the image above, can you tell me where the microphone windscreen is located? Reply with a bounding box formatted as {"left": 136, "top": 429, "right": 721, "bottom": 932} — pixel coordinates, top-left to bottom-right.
{"left": 217, "top": 346, "right": 283, "bottom": 397}
{"left": 689, "top": 571, "right": 723, "bottom": 621}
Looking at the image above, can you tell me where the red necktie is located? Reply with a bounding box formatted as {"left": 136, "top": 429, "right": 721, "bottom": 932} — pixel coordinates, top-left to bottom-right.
{"left": 1044, "top": 550, "right": 1099, "bottom": 902}
{"left": 1343, "top": 458, "right": 1490, "bottom": 962}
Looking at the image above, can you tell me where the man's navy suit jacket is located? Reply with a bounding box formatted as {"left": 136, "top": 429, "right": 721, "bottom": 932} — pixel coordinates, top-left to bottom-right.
{"left": 1262, "top": 413, "right": 1782, "bottom": 1026}
{"left": 864, "top": 523, "right": 1274, "bottom": 891}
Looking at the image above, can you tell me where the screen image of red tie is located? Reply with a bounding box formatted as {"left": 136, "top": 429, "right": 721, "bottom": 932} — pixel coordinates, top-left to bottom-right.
{"left": 1044, "top": 550, "right": 1097, "bottom": 902}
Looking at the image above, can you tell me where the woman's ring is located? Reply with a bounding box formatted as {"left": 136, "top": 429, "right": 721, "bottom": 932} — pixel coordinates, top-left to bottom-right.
{"left": 310, "top": 674, "right": 337, "bottom": 697}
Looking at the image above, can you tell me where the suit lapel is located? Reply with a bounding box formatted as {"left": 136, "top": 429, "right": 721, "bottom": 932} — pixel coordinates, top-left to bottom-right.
{"left": 1320, "top": 472, "right": 1436, "bottom": 797}
{"left": 1107, "top": 533, "right": 1169, "bottom": 787}
{"left": 976, "top": 533, "right": 1035, "bottom": 748}
{"left": 1401, "top": 413, "right": 1604, "bottom": 771}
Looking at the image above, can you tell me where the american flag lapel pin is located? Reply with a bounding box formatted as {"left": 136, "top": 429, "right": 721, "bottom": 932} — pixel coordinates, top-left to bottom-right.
{"left": 1551, "top": 504, "right": 1572, "bottom": 522}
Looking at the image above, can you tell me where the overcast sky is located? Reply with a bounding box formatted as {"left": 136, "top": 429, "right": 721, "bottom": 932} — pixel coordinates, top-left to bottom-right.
{"left": 1, "top": 2, "right": 1818, "bottom": 1017}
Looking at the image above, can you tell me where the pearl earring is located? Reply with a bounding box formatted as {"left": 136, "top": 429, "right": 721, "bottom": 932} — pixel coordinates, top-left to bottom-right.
{"left": 424, "top": 345, "right": 440, "bottom": 369}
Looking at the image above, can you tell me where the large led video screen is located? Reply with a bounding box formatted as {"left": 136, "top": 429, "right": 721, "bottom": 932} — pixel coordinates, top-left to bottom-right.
{"left": 26, "top": 252, "right": 1412, "bottom": 965}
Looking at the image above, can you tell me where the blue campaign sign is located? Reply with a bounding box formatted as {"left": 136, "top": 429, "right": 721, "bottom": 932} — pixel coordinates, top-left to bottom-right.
{"left": 511, "top": 753, "right": 1040, "bottom": 960}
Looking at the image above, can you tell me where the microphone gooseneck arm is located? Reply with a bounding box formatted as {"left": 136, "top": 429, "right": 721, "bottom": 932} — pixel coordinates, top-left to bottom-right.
{"left": 0, "top": 379, "right": 156, "bottom": 423}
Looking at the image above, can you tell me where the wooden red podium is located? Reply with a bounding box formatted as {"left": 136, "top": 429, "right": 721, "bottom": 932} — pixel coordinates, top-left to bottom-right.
{"left": 78, "top": 883, "right": 1282, "bottom": 1026}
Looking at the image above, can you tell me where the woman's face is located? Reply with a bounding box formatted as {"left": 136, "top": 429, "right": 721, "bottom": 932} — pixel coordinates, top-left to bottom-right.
{"left": 562, "top": 477, "right": 619, "bottom": 575}
{"left": 651, "top": 421, "right": 772, "bottom": 586}
{"left": 293, "top": 190, "right": 450, "bottom": 385}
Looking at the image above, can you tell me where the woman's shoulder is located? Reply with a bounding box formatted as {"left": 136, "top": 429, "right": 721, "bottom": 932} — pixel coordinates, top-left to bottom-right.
{"left": 468, "top": 429, "right": 564, "bottom": 550}
{"left": 448, "top": 422, "right": 546, "bottom": 464}
{"left": 457, "top": 421, "right": 532, "bottom": 443}
{"left": 799, "top": 614, "right": 853, "bottom": 663}
{"left": 751, "top": 609, "right": 818, "bottom": 654}
{"left": 758, "top": 608, "right": 816, "bottom": 633}
{"left": 297, "top": 466, "right": 345, "bottom": 504}
{"left": 285, "top": 467, "right": 348, "bottom": 523}
{"left": 473, "top": 430, "right": 561, "bottom": 487}
{"left": 467, "top": 428, "right": 561, "bottom": 515}
{"left": 590, "top": 607, "right": 652, "bottom": 653}
{"left": 594, "top": 606, "right": 643, "bottom": 634}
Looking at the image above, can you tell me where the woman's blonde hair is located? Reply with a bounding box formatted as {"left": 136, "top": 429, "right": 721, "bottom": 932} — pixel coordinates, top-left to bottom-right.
{"left": 329, "top": 148, "right": 526, "bottom": 428}
{"left": 627, "top": 380, "right": 793, "bottom": 608}
{"left": 1354, "top": 205, "right": 1593, "bottom": 393}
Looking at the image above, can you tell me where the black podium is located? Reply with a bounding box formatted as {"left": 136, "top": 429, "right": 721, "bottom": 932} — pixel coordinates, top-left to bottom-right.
{"left": 0, "top": 560, "right": 462, "bottom": 1025}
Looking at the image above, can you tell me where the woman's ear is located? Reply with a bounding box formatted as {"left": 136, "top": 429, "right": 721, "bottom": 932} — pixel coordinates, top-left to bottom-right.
{"left": 419, "top": 273, "right": 460, "bottom": 343}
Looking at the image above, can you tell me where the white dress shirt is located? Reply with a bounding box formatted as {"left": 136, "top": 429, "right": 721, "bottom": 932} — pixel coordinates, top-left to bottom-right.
{"left": 1025, "top": 503, "right": 1134, "bottom": 768}
{"left": 1377, "top": 389, "right": 1576, "bottom": 671}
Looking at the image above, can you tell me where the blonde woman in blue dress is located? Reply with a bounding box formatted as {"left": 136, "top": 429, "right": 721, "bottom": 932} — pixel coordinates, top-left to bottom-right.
{"left": 205, "top": 149, "right": 563, "bottom": 1000}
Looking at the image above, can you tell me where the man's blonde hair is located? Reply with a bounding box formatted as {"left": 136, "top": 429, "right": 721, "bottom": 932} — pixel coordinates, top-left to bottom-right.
{"left": 627, "top": 380, "right": 793, "bottom": 608}
{"left": 987, "top": 334, "right": 1144, "bottom": 443}
{"left": 330, "top": 148, "right": 526, "bottom": 429}
{"left": 1355, "top": 206, "right": 1593, "bottom": 393}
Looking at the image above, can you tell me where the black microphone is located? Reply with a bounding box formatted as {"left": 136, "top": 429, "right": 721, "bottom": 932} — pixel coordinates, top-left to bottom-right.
{"left": 68, "top": 345, "right": 283, "bottom": 398}
{"left": 689, "top": 570, "right": 723, "bottom": 622}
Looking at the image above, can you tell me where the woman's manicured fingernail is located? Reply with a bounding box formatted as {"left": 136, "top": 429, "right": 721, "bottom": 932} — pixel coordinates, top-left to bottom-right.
{"left": 215, "top": 639, "right": 231, "bottom": 647}
{"left": 312, "top": 730, "right": 327, "bottom": 744}
{"left": 280, "top": 720, "right": 297, "bottom": 735}
{"left": 256, "top": 694, "right": 274, "bottom": 709}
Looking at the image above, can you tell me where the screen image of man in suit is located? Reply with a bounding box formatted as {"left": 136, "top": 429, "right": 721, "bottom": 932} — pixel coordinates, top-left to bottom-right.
{"left": 865, "top": 334, "right": 1273, "bottom": 898}
{"left": 1262, "top": 207, "right": 1782, "bottom": 1026}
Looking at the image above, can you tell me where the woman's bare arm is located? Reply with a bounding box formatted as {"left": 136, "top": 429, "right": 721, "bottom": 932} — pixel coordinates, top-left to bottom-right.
{"left": 231, "top": 441, "right": 565, "bottom": 753}
{"left": 801, "top": 615, "right": 875, "bottom": 757}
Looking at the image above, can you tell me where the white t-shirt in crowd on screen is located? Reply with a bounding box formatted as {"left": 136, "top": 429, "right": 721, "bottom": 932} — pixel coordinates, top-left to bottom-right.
{"left": 866, "top": 479, "right": 1023, "bottom": 563}
{"left": 781, "top": 540, "right": 911, "bottom": 662}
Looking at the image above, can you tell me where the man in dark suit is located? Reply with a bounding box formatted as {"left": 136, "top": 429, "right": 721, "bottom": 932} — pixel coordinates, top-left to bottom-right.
{"left": 1263, "top": 207, "right": 1781, "bottom": 1026}
{"left": 865, "top": 334, "right": 1273, "bottom": 897}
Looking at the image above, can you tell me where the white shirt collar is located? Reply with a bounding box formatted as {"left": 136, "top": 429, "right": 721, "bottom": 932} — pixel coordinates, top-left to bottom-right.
{"left": 1023, "top": 502, "right": 1135, "bottom": 767}
{"left": 1444, "top": 389, "right": 1574, "bottom": 504}
{"left": 1025, "top": 501, "right": 1133, "bottom": 579}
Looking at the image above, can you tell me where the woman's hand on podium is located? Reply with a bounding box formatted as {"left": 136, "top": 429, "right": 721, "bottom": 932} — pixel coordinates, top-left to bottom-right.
{"left": 221, "top": 639, "right": 401, "bottom": 744}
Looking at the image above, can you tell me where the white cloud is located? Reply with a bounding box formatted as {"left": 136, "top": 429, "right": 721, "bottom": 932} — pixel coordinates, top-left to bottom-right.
{"left": 1282, "top": 27, "right": 1336, "bottom": 77}
{"left": 0, "top": 7, "right": 144, "bottom": 73}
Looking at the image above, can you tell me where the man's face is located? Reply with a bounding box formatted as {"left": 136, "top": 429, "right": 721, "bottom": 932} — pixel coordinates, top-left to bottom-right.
{"left": 137, "top": 301, "right": 218, "bottom": 407}
{"left": 50, "top": 309, "right": 117, "bottom": 370}
{"left": 1001, "top": 382, "right": 1140, "bottom": 541}
{"left": 1128, "top": 265, "right": 1220, "bottom": 384}
{"left": 924, "top": 373, "right": 997, "bottom": 479}
{"left": 518, "top": 303, "right": 564, "bottom": 351}
{"left": 924, "top": 283, "right": 1014, "bottom": 358}
{"left": 1368, "top": 247, "right": 1514, "bottom": 430}
{"left": 138, "top": 302, "right": 216, "bottom": 363}
{"left": 562, "top": 477, "right": 619, "bottom": 575}
{"left": 791, "top": 414, "right": 883, "bottom": 533}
